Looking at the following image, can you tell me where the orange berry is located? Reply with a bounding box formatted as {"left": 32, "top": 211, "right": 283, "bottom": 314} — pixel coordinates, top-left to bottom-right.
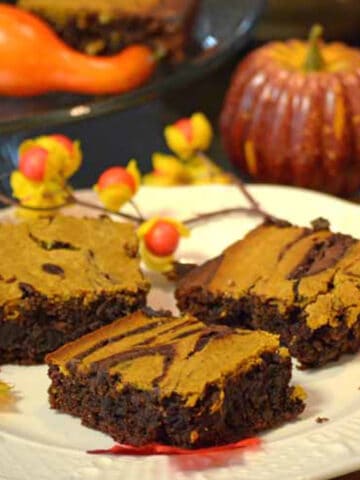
{"left": 19, "top": 146, "right": 48, "bottom": 182}
{"left": 97, "top": 167, "right": 136, "bottom": 193}
{"left": 144, "top": 220, "right": 180, "bottom": 257}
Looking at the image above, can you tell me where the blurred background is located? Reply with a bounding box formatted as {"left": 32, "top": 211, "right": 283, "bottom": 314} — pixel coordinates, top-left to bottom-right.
{"left": 1, "top": 0, "right": 360, "bottom": 189}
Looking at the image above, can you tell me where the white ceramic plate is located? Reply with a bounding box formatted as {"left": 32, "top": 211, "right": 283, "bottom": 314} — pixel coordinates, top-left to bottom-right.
{"left": 1, "top": 184, "right": 360, "bottom": 480}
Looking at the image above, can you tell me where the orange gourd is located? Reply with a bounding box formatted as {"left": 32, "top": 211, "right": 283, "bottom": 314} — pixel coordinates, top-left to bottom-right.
{"left": 221, "top": 26, "right": 360, "bottom": 196}
{"left": 0, "top": 5, "right": 156, "bottom": 96}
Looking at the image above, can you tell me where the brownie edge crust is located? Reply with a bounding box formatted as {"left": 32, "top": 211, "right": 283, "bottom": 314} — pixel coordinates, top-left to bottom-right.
{"left": 46, "top": 310, "right": 305, "bottom": 448}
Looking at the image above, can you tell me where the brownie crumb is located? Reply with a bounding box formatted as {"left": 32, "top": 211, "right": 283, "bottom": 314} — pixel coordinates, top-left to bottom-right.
{"left": 311, "top": 218, "right": 330, "bottom": 231}
{"left": 316, "top": 417, "right": 329, "bottom": 424}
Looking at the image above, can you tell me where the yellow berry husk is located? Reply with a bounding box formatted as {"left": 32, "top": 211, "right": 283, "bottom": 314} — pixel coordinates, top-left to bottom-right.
{"left": 10, "top": 170, "right": 69, "bottom": 218}
{"left": 164, "top": 113, "right": 213, "bottom": 159}
{"left": 0, "top": 380, "right": 13, "bottom": 407}
{"left": 185, "top": 154, "right": 233, "bottom": 184}
{"left": 143, "top": 153, "right": 190, "bottom": 186}
{"left": 95, "top": 183, "right": 133, "bottom": 212}
{"left": 0, "top": 381, "right": 11, "bottom": 396}
{"left": 165, "top": 126, "right": 194, "bottom": 159}
{"left": 139, "top": 241, "right": 175, "bottom": 273}
{"left": 191, "top": 113, "right": 213, "bottom": 152}
{"left": 126, "top": 159, "right": 141, "bottom": 192}
{"left": 94, "top": 159, "right": 141, "bottom": 211}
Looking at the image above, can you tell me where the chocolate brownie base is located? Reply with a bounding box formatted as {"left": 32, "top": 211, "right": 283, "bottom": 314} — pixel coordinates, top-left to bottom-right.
{"left": 0, "top": 291, "right": 146, "bottom": 365}
{"left": 176, "top": 220, "right": 360, "bottom": 368}
{"left": 47, "top": 310, "right": 305, "bottom": 447}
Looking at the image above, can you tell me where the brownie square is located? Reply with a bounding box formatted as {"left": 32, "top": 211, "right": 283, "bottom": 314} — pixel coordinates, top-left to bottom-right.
{"left": 46, "top": 309, "right": 305, "bottom": 448}
{"left": 0, "top": 215, "right": 149, "bottom": 364}
{"left": 18, "top": 0, "right": 199, "bottom": 59}
{"left": 176, "top": 219, "right": 360, "bottom": 368}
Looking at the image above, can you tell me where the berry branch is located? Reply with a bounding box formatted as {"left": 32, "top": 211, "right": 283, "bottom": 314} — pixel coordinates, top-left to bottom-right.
{"left": 183, "top": 206, "right": 269, "bottom": 227}
{"left": 0, "top": 183, "right": 143, "bottom": 223}
{"left": 129, "top": 199, "right": 146, "bottom": 222}
{"left": 2, "top": 114, "right": 282, "bottom": 273}
{"left": 69, "top": 195, "right": 143, "bottom": 224}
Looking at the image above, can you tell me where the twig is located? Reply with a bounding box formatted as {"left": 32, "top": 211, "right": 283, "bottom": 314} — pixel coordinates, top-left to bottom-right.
{"left": 0, "top": 167, "right": 282, "bottom": 227}
{"left": 0, "top": 190, "right": 143, "bottom": 224}
{"left": 129, "top": 199, "right": 145, "bottom": 222}
{"left": 64, "top": 186, "right": 142, "bottom": 223}
{"left": 184, "top": 206, "right": 267, "bottom": 227}
{"left": 0, "top": 192, "right": 69, "bottom": 211}
{"left": 0, "top": 188, "right": 283, "bottom": 226}
{"left": 193, "top": 155, "right": 270, "bottom": 218}
{"left": 72, "top": 197, "right": 142, "bottom": 224}
{"left": 228, "top": 174, "right": 284, "bottom": 223}
{"left": 0, "top": 193, "right": 21, "bottom": 208}
{"left": 229, "top": 173, "right": 262, "bottom": 210}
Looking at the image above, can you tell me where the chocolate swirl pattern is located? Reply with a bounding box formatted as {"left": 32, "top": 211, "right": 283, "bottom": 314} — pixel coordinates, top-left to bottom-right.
{"left": 176, "top": 220, "right": 360, "bottom": 368}
{"left": 46, "top": 309, "right": 305, "bottom": 448}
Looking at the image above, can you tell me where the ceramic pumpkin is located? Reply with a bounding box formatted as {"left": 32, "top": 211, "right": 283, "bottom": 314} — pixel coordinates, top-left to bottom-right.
{"left": 220, "top": 26, "right": 360, "bottom": 195}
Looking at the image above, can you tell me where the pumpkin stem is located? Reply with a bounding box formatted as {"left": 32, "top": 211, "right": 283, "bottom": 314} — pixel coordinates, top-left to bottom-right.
{"left": 304, "top": 24, "right": 325, "bottom": 72}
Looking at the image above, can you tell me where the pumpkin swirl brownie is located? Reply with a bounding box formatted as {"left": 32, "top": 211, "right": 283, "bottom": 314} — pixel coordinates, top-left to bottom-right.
{"left": 0, "top": 216, "right": 149, "bottom": 365}
{"left": 18, "top": 0, "right": 199, "bottom": 59}
{"left": 46, "top": 309, "right": 305, "bottom": 448}
{"left": 176, "top": 219, "right": 360, "bottom": 368}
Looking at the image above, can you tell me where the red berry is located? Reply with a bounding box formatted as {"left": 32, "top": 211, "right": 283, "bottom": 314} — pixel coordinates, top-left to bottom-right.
{"left": 144, "top": 220, "right": 180, "bottom": 257}
{"left": 97, "top": 167, "right": 136, "bottom": 193}
{"left": 51, "top": 134, "right": 74, "bottom": 154}
{"left": 19, "top": 146, "right": 48, "bottom": 182}
{"left": 174, "top": 118, "right": 193, "bottom": 143}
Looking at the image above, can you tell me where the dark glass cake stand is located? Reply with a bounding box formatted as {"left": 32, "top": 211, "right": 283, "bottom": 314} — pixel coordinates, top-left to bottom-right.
{"left": 0, "top": 0, "right": 265, "bottom": 134}
{"left": 0, "top": 0, "right": 265, "bottom": 189}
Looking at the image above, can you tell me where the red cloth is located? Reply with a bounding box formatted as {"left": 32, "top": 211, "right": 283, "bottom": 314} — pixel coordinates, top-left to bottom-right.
{"left": 88, "top": 437, "right": 260, "bottom": 456}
